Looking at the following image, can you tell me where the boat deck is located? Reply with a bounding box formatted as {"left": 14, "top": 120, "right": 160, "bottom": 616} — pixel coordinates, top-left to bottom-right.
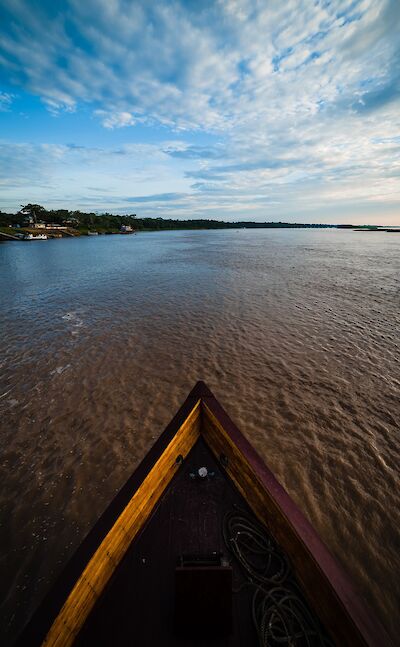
{"left": 75, "top": 438, "right": 258, "bottom": 646}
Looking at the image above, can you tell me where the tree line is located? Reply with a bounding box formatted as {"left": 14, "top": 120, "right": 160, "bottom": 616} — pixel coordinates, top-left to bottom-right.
{"left": 0, "top": 204, "right": 335, "bottom": 230}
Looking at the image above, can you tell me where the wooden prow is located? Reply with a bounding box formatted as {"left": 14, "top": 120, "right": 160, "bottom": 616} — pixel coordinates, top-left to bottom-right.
{"left": 15, "top": 381, "right": 392, "bottom": 647}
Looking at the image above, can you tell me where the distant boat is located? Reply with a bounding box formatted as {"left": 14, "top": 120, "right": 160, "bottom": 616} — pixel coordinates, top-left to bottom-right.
{"left": 87, "top": 231, "right": 98, "bottom": 236}
{"left": 120, "top": 225, "right": 135, "bottom": 234}
{"left": 23, "top": 233, "right": 47, "bottom": 240}
{"left": 15, "top": 382, "right": 391, "bottom": 647}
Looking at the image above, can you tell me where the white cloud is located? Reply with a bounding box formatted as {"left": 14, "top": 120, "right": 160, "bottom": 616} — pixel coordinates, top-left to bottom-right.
{"left": 0, "top": 140, "right": 194, "bottom": 211}
{"left": 94, "top": 110, "right": 136, "bottom": 128}
{"left": 0, "top": 91, "right": 15, "bottom": 111}
{"left": 0, "top": 0, "right": 399, "bottom": 222}
{"left": 1, "top": 0, "right": 398, "bottom": 132}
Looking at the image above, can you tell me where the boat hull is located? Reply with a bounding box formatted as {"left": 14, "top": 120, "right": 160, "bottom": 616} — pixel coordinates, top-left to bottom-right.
{"left": 15, "top": 382, "right": 392, "bottom": 647}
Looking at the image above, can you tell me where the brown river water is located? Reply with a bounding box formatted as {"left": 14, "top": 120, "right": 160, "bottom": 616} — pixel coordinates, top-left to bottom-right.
{"left": 0, "top": 228, "right": 399, "bottom": 644}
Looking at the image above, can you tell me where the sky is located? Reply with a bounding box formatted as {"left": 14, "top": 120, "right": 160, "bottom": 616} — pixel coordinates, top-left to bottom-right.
{"left": 0, "top": 0, "right": 399, "bottom": 224}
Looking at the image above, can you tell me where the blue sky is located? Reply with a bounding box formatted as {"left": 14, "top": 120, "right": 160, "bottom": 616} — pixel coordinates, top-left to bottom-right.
{"left": 0, "top": 0, "right": 399, "bottom": 223}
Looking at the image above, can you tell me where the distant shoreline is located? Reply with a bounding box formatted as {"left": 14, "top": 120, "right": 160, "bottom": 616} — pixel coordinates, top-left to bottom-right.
{"left": 2, "top": 205, "right": 399, "bottom": 236}
{"left": 1, "top": 207, "right": 399, "bottom": 243}
{"left": 1, "top": 223, "right": 400, "bottom": 243}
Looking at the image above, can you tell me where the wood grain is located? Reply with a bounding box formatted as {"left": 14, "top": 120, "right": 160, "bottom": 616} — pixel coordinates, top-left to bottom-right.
{"left": 42, "top": 400, "right": 201, "bottom": 647}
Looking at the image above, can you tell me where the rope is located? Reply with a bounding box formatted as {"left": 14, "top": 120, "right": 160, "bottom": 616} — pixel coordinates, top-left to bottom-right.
{"left": 223, "top": 509, "right": 334, "bottom": 646}
{"left": 223, "top": 510, "right": 290, "bottom": 586}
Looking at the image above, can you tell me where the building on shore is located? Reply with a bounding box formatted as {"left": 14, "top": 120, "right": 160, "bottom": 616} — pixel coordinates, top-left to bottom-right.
{"left": 63, "top": 218, "right": 80, "bottom": 227}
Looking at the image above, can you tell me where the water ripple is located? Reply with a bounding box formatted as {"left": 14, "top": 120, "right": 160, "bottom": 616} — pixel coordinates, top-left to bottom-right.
{"left": 0, "top": 229, "right": 399, "bottom": 644}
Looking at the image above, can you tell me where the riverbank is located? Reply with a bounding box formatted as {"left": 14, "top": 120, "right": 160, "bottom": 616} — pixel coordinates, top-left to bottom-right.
{"left": 2, "top": 206, "right": 398, "bottom": 237}
{"left": 2, "top": 225, "right": 400, "bottom": 244}
{"left": 0, "top": 226, "right": 132, "bottom": 241}
{"left": 0, "top": 205, "right": 340, "bottom": 238}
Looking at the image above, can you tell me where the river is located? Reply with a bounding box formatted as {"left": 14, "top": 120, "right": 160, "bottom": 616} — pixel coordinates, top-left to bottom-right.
{"left": 0, "top": 228, "right": 399, "bottom": 644}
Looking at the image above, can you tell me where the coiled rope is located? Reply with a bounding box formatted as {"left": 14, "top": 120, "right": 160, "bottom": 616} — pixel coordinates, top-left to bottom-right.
{"left": 223, "top": 509, "right": 334, "bottom": 646}
{"left": 223, "top": 510, "right": 290, "bottom": 586}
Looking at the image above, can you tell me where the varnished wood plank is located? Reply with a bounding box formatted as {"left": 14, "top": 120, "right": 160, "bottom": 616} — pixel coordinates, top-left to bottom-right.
{"left": 42, "top": 401, "right": 201, "bottom": 647}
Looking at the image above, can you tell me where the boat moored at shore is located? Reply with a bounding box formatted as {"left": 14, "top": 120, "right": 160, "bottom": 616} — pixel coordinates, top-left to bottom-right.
{"left": 22, "top": 233, "right": 48, "bottom": 240}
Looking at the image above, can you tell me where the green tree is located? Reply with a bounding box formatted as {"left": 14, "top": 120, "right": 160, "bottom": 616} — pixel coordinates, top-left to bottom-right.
{"left": 19, "top": 203, "right": 46, "bottom": 215}
{"left": 18, "top": 203, "right": 47, "bottom": 223}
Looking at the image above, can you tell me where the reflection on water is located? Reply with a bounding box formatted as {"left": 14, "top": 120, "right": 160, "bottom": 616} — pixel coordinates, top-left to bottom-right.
{"left": 0, "top": 229, "right": 399, "bottom": 643}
